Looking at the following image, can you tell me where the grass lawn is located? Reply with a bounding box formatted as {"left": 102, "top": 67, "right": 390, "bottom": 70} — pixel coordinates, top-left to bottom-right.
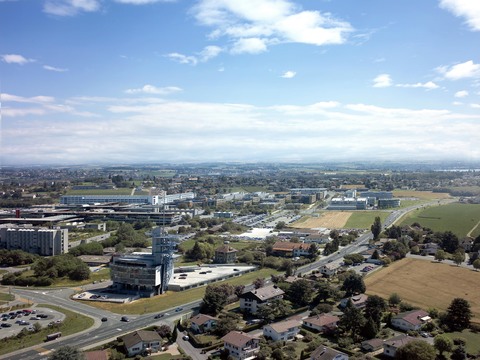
{"left": 392, "top": 190, "right": 451, "bottom": 200}
{"left": 0, "top": 292, "right": 15, "bottom": 302}
{"left": 51, "top": 268, "right": 111, "bottom": 287}
{"left": 82, "top": 268, "right": 280, "bottom": 314}
{"left": 0, "top": 304, "right": 94, "bottom": 356}
{"left": 179, "top": 238, "right": 257, "bottom": 253}
{"left": 364, "top": 258, "right": 480, "bottom": 323}
{"left": 443, "top": 330, "right": 480, "bottom": 354}
{"left": 399, "top": 203, "right": 480, "bottom": 238}
{"left": 344, "top": 211, "right": 391, "bottom": 229}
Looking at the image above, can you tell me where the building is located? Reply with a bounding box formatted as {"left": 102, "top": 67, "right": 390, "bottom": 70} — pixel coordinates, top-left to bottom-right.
{"left": 0, "top": 225, "right": 68, "bottom": 256}
{"left": 214, "top": 245, "right": 238, "bottom": 264}
{"left": 310, "top": 346, "right": 349, "bottom": 360}
{"left": 222, "top": 331, "right": 259, "bottom": 360}
{"left": 319, "top": 263, "right": 339, "bottom": 277}
{"left": 263, "top": 319, "right": 301, "bottom": 341}
{"left": 60, "top": 192, "right": 195, "bottom": 205}
{"left": 190, "top": 314, "right": 218, "bottom": 333}
{"left": 303, "top": 314, "right": 339, "bottom": 333}
{"left": 327, "top": 197, "right": 367, "bottom": 210}
{"left": 239, "top": 285, "right": 285, "bottom": 314}
{"left": 383, "top": 335, "right": 417, "bottom": 357}
{"left": 360, "top": 191, "right": 393, "bottom": 199}
{"left": 391, "top": 310, "right": 431, "bottom": 332}
{"left": 361, "top": 339, "right": 384, "bottom": 352}
{"left": 121, "top": 330, "right": 162, "bottom": 357}
{"left": 272, "top": 241, "right": 311, "bottom": 257}
{"left": 339, "top": 294, "right": 369, "bottom": 309}
{"left": 378, "top": 198, "right": 401, "bottom": 208}
{"left": 110, "top": 227, "right": 175, "bottom": 297}
{"left": 213, "top": 211, "right": 234, "bottom": 218}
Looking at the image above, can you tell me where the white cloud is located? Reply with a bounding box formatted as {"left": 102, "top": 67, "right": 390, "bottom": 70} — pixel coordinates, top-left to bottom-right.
{"left": 454, "top": 90, "right": 469, "bottom": 98}
{"left": 439, "top": 0, "right": 480, "bottom": 31}
{"left": 471, "top": 103, "right": 480, "bottom": 108}
{"left": 43, "top": 0, "right": 101, "bottom": 16}
{"left": 165, "top": 52, "right": 198, "bottom": 65}
{"left": 438, "top": 60, "right": 480, "bottom": 80}
{"left": 372, "top": 74, "right": 392, "bottom": 88}
{"left": 199, "top": 45, "right": 222, "bottom": 61}
{"left": 281, "top": 70, "right": 296, "bottom": 78}
{"left": 114, "top": 0, "right": 174, "bottom": 4}
{"left": 1, "top": 54, "right": 35, "bottom": 65}
{"left": 396, "top": 81, "right": 439, "bottom": 89}
{"left": 43, "top": 65, "right": 68, "bottom": 72}
{"left": 166, "top": 45, "right": 222, "bottom": 65}
{"left": 231, "top": 38, "right": 268, "bottom": 54}
{"left": 192, "top": 0, "right": 353, "bottom": 54}
{"left": 125, "top": 85, "right": 182, "bottom": 95}
{"left": 3, "top": 93, "right": 479, "bottom": 165}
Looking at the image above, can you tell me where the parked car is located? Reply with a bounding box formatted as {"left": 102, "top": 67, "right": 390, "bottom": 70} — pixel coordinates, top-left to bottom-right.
{"left": 1, "top": 323, "right": 12, "bottom": 328}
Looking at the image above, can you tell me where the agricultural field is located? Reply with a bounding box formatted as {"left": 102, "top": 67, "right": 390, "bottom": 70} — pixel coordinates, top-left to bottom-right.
{"left": 291, "top": 211, "right": 352, "bottom": 229}
{"left": 399, "top": 203, "right": 480, "bottom": 238}
{"left": 344, "top": 211, "right": 391, "bottom": 229}
{"left": 365, "top": 258, "right": 480, "bottom": 323}
{"left": 393, "top": 190, "right": 451, "bottom": 200}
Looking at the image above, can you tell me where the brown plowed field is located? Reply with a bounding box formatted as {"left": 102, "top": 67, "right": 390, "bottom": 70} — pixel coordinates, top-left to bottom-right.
{"left": 291, "top": 211, "right": 352, "bottom": 229}
{"left": 365, "top": 258, "right": 480, "bottom": 323}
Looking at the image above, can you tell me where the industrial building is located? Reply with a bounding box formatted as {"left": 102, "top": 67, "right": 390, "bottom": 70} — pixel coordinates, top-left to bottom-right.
{"left": 327, "top": 197, "right": 368, "bottom": 210}
{"left": 60, "top": 192, "right": 195, "bottom": 206}
{"left": 0, "top": 225, "right": 68, "bottom": 256}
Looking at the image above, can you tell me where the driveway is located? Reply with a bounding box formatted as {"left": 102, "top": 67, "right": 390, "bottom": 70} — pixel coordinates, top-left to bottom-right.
{"left": 176, "top": 329, "right": 208, "bottom": 360}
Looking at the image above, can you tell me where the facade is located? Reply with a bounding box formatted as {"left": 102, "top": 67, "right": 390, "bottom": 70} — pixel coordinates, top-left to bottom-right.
{"left": 0, "top": 225, "right": 68, "bottom": 256}
{"left": 239, "top": 285, "right": 285, "bottom": 314}
{"left": 319, "top": 263, "right": 339, "bottom": 277}
{"left": 122, "top": 330, "right": 162, "bottom": 357}
{"left": 190, "top": 314, "right": 218, "bottom": 333}
{"left": 327, "top": 197, "right": 367, "bottom": 210}
{"left": 60, "top": 192, "right": 195, "bottom": 205}
{"left": 360, "top": 191, "right": 393, "bottom": 199}
{"left": 213, "top": 211, "right": 234, "bottom": 218}
{"left": 383, "top": 335, "right": 417, "bottom": 358}
{"left": 310, "top": 346, "right": 349, "bottom": 360}
{"left": 391, "top": 310, "right": 431, "bottom": 332}
{"left": 222, "top": 331, "right": 259, "bottom": 360}
{"left": 110, "top": 227, "right": 175, "bottom": 297}
{"left": 303, "top": 314, "right": 339, "bottom": 333}
{"left": 377, "top": 198, "right": 401, "bottom": 208}
{"left": 263, "top": 319, "right": 301, "bottom": 341}
{"left": 214, "top": 245, "right": 238, "bottom": 264}
{"left": 272, "top": 241, "right": 312, "bottom": 257}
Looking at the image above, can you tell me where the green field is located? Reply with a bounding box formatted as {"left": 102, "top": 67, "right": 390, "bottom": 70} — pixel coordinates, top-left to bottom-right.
{"left": 444, "top": 330, "right": 480, "bottom": 354}
{"left": 399, "top": 203, "right": 480, "bottom": 238}
{"left": 344, "top": 211, "right": 391, "bottom": 229}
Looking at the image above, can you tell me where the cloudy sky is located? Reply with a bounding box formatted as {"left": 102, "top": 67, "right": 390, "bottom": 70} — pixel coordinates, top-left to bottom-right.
{"left": 1, "top": 0, "right": 479, "bottom": 165}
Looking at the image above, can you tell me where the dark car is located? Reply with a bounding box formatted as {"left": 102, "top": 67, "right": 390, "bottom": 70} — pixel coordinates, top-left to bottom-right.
{"left": 121, "top": 316, "right": 129, "bottom": 322}
{"left": 101, "top": 317, "right": 108, "bottom": 322}
{"left": 154, "top": 313, "right": 164, "bottom": 319}
{"left": 1, "top": 323, "right": 12, "bottom": 328}
{"left": 175, "top": 307, "right": 183, "bottom": 312}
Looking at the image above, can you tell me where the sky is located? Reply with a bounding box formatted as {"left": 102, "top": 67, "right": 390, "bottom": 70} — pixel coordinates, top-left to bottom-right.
{"left": 1, "top": 0, "right": 480, "bottom": 166}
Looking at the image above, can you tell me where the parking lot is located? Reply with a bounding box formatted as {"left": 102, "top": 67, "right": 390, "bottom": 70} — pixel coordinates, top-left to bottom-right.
{"left": 0, "top": 307, "right": 65, "bottom": 340}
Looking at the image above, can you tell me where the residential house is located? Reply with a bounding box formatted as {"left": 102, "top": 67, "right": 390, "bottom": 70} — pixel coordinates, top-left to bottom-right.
{"left": 272, "top": 241, "right": 312, "bottom": 257}
{"left": 122, "top": 330, "right": 162, "bottom": 357}
{"left": 421, "top": 242, "right": 439, "bottom": 256}
{"left": 339, "top": 294, "right": 369, "bottom": 309}
{"left": 303, "top": 314, "right": 339, "bottom": 333}
{"left": 263, "top": 319, "right": 301, "bottom": 341}
{"left": 222, "top": 331, "right": 260, "bottom": 360}
{"left": 383, "top": 335, "right": 417, "bottom": 357}
{"left": 239, "top": 285, "right": 285, "bottom": 314}
{"left": 460, "top": 238, "right": 473, "bottom": 252}
{"left": 361, "top": 338, "right": 384, "bottom": 352}
{"left": 319, "top": 263, "right": 339, "bottom": 277}
{"left": 190, "top": 313, "right": 218, "bottom": 333}
{"left": 310, "top": 346, "right": 349, "bottom": 360}
{"left": 84, "top": 350, "right": 109, "bottom": 360}
{"left": 391, "top": 310, "right": 431, "bottom": 332}
{"left": 214, "top": 245, "right": 238, "bottom": 264}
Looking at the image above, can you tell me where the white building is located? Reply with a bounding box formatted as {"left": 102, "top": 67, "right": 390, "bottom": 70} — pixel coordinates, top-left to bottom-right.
{"left": 0, "top": 225, "right": 68, "bottom": 256}
{"left": 263, "top": 319, "right": 301, "bottom": 341}
{"left": 391, "top": 310, "right": 431, "bottom": 332}
{"left": 222, "top": 331, "right": 259, "bottom": 360}
{"left": 239, "top": 285, "right": 285, "bottom": 314}
{"left": 60, "top": 192, "right": 195, "bottom": 205}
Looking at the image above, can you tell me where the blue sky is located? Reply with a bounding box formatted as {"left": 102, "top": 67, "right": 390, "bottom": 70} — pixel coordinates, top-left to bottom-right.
{"left": 1, "top": 0, "right": 479, "bottom": 165}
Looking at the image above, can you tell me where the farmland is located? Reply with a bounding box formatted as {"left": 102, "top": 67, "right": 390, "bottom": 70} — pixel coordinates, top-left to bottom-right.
{"left": 365, "top": 258, "right": 480, "bottom": 323}
{"left": 291, "top": 210, "right": 391, "bottom": 230}
{"left": 393, "top": 190, "right": 451, "bottom": 200}
{"left": 399, "top": 203, "right": 480, "bottom": 238}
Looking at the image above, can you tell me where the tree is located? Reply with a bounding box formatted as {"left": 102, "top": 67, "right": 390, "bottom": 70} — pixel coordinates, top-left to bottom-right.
{"left": 395, "top": 340, "right": 436, "bottom": 360}
{"left": 308, "top": 243, "right": 318, "bottom": 259}
{"left": 389, "top": 292, "right": 402, "bottom": 307}
{"left": 316, "top": 282, "right": 336, "bottom": 303}
{"left": 371, "top": 216, "right": 382, "bottom": 240}
{"left": 338, "top": 301, "right": 366, "bottom": 341}
{"left": 48, "top": 346, "right": 85, "bottom": 360}
{"left": 200, "top": 284, "right": 233, "bottom": 316}
{"left": 434, "top": 335, "right": 453, "bottom": 357}
{"left": 473, "top": 258, "right": 480, "bottom": 271}
{"left": 253, "top": 278, "right": 265, "bottom": 289}
{"left": 156, "top": 324, "right": 172, "bottom": 338}
{"left": 287, "top": 279, "right": 315, "bottom": 306}
{"left": 444, "top": 298, "right": 472, "bottom": 331}
{"left": 257, "top": 298, "right": 291, "bottom": 323}
{"left": 341, "top": 273, "right": 366, "bottom": 297}
{"left": 361, "top": 316, "right": 379, "bottom": 339}
{"left": 450, "top": 345, "right": 466, "bottom": 360}
{"left": 215, "top": 312, "right": 241, "bottom": 336}
{"left": 452, "top": 250, "right": 465, "bottom": 266}
{"left": 364, "top": 295, "right": 387, "bottom": 327}
{"left": 440, "top": 231, "right": 459, "bottom": 253}
{"left": 435, "top": 249, "right": 446, "bottom": 262}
